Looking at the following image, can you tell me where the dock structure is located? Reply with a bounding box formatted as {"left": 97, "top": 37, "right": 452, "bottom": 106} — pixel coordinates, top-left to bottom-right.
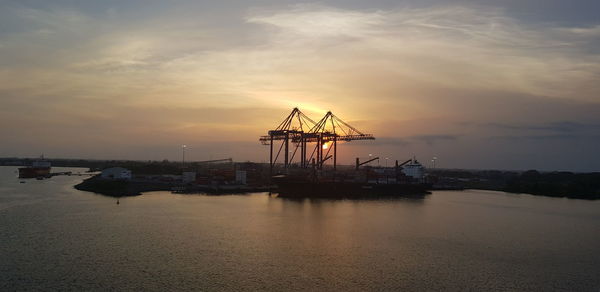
{"left": 260, "top": 108, "right": 375, "bottom": 174}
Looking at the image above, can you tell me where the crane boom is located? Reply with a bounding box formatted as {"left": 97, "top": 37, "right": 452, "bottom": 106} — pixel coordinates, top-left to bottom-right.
{"left": 196, "top": 158, "right": 232, "bottom": 164}
{"left": 398, "top": 159, "right": 412, "bottom": 167}
{"left": 355, "top": 157, "right": 379, "bottom": 170}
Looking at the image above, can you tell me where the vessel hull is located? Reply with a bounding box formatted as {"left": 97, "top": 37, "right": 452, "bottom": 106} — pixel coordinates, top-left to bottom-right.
{"left": 274, "top": 179, "right": 430, "bottom": 198}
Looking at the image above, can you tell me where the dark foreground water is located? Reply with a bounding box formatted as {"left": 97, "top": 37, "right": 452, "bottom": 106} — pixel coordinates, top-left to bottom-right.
{"left": 1, "top": 166, "right": 599, "bottom": 291}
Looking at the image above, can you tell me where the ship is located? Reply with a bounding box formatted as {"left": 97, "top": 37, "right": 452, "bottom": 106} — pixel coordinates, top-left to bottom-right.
{"left": 273, "top": 178, "right": 430, "bottom": 198}
{"left": 18, "top": 157, "right": 51, "bottom": 179}
{"left": 273, "top": 158, "right": 431, "bottom": 198}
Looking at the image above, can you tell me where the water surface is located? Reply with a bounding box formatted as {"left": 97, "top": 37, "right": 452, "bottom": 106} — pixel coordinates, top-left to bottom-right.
{"left": 1, "top": 166, "right": 599, "bottom": 291}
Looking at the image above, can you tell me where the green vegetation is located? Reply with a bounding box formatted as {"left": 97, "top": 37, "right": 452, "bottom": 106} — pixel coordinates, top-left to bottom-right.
{"left": 504, "top": 170, "right": 600, "bottom": 200}
{"left": 431, "top": 169, "right": 600, "bottom": 200}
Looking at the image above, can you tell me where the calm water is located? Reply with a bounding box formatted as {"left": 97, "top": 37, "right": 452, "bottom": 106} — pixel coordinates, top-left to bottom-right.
{"left": 1, "top": 166, "right": 599, "bottom": 291}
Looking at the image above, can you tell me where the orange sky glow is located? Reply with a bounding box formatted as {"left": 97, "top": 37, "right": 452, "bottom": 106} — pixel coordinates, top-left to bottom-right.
{"left": 1, "top": 1, "right": 599, "bottom": 171}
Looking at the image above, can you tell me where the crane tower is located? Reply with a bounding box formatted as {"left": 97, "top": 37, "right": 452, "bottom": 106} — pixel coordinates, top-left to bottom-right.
{"left": 259, "top": 108, "right": 375, "bottom": 174}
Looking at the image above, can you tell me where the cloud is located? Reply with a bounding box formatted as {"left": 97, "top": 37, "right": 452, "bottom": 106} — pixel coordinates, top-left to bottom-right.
{"left": 372, "top": 137, "right": 411, "bottom": 146}
{"left": 410, "top": 135, "right": 459, "bottom": 146}
{"left": 3, "top": 3, "right": 599, "bottom": 109}
{"left": 489, "top": 134, "right": 600, "bottom": 142}
{"left": 557, "top": 25, "right": 600, "bottom": 37}
{"left": 247, "top": 4, "right": 386, "bottom": 38}
{"left": 349, "top": 135, "right": 459, "bottom": 147}
{"left": 485, "top": 121, "right": 600, "bottom": 133}
{"left": 0, "top": 2, "right": 599, "bottom": 170}
{"left": 246, "top": 4, "right": 600, "bottom": 101}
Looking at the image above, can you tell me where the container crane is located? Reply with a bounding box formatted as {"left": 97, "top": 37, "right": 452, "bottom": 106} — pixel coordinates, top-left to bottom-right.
{"left": 260, "top": 108, "right": 375, "bottom": 173}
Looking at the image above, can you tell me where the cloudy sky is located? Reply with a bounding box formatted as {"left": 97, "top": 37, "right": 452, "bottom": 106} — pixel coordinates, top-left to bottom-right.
{"left": 1, "top": 0, "right": 599, "bottom": 171}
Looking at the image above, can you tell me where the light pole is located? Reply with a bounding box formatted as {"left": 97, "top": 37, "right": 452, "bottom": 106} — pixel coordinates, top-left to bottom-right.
{"left": 182, "top": 145, "right": 187, "bottom": 169}
{"left": 431, "top": 156, "right": 437, "bottom": 169}
{"left": 385, "top": 157, "right": 389, "bottom": 184}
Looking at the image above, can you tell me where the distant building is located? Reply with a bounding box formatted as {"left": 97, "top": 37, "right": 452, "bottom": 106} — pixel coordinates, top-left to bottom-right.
{"left": 235, "top": 170, "right": 247, "bottom": 185}
{"left": 182, "top": 172, "right": 197, "bottom": 183}
{"left": 100, "top": 167, "right": 132, "bottom": 180}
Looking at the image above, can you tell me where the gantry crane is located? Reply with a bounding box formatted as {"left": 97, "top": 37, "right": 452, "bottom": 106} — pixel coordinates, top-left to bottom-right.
{"left": 260, "top": 108, "right": 375, "bottom": 173}
{"left": 259, "top": 108, "right": 316, "bottom": 172}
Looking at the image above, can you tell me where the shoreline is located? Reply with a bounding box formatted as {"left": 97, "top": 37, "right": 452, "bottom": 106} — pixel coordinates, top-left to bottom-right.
{"left": 72, "top": 174, "right": 599, "bottom": 200}
{"left": 74, "top": 176, "right": 171, "bottom": 197}
{"left": 74, "top": 175, "right": 273, "bottom": 197}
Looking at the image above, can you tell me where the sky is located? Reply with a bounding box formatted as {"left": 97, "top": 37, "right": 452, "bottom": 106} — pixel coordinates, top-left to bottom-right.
{"left": 0, "top": 0, "right": 599, "bottom": 171}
